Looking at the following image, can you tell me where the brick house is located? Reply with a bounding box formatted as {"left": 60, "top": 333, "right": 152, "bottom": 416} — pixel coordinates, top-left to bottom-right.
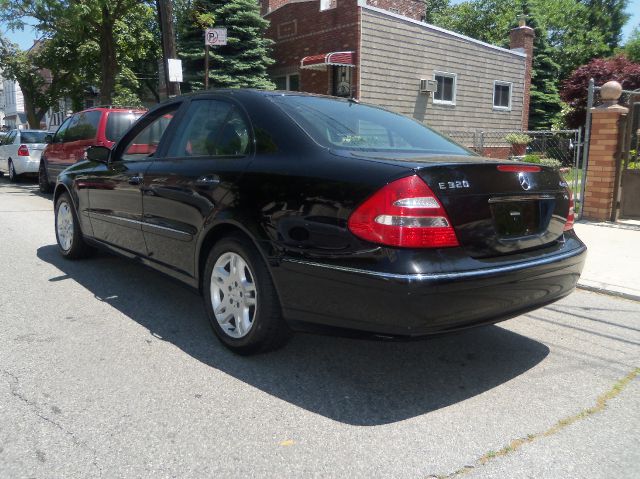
{"left": 260, "top": 0, "right": 534, "bottom": 134}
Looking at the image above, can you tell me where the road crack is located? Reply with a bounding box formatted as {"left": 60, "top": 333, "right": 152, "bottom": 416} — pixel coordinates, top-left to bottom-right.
{"left": 427, "top": 367, "right": 639, "bottom": 479}
{"left": 2, "top": 369, "right": 103, "bottom": 477}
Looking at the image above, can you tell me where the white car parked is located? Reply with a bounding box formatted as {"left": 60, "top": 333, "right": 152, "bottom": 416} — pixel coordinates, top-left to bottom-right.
{"left": 0, "top": 129, "right": 49, "bottom": 182}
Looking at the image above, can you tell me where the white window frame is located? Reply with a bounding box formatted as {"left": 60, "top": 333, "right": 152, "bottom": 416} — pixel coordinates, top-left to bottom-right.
{"left": 432, "top": 71, "right": 457, "bottom": 106}
{"left": 493, "top": 80, "right": 512, "bottom": 111}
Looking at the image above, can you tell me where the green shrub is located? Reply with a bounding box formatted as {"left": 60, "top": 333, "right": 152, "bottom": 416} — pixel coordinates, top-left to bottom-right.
{"left": 504, "top": 133, "right": 531, "bottom": 145}
{"left": 539, "top": 158, "right": 562, "bottom": 170}
{"left": 523, "top": 154, "right": 541, "bottom": 163}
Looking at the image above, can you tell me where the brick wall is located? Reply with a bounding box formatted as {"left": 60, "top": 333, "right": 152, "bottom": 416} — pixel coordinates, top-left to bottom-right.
{"left": 265, "top": 0, "right": 359, "bottom": 96}
{"left": 582, "top": 110, "right": 623, "bottom": 221}
{"left": 365, "top": 0, "right": 425, "bottom": 20}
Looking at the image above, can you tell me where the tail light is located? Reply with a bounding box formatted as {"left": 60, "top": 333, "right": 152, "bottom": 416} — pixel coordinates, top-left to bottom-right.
{"left": 564, "top": 189, "right": 575, "bottom": 231}
{"left": 17, "top": 144, "right": 30, "bottom": 156}
{"left": 348, "top": 175, "right": 459, "bottom": 248}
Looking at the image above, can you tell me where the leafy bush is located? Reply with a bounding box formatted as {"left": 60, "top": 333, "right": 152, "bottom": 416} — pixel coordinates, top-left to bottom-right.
{"left": 522, "top": 154, "right": 562, "bottom": 170}
{"left": 539, "top": 158, "right": 562, "bottom": 170}
{"left": 504, "top": 133, "right": 531, "bottom": 145}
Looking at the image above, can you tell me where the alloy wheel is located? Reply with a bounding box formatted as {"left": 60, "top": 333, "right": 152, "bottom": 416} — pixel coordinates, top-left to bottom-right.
{"left": 56, "top": 201, "right": 74, "bottom": 251}
{"left": 210, "top": 252, "right": 257, "bottom": 339}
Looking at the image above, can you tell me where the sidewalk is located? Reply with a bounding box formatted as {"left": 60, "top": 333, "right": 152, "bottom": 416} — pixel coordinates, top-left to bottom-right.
{"left": 574, "top": 220, "right": 640, "bottom": 301}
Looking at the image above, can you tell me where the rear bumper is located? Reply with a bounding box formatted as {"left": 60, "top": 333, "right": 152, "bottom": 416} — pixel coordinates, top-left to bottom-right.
{"left": 13, "top": 156, "right": 40, "bottom": 175}
{"left": 275, "top": 241, "right": 586, "bottom": 337}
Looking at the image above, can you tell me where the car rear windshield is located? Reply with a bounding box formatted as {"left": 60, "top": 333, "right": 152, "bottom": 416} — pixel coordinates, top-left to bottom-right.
{"left": 20, "top": 131, "right": 47, "bottom": 143}
{"left": 105, "top": 112, "right": 144, "bottom": 142}
{"left": 271, "top": 95, "right": 472, "bottom": 155}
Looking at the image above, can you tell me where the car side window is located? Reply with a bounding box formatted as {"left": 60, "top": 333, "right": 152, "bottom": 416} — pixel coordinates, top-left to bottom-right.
{"left": 166, "top": 100, "right": 250, "bottom": 158}
{"left": 65, "top": 110, "right": 101, "bottom": 142}
{"left": 119, "top": 106, "right": 178, "bottom": 162}
{"left": 54, "top": 117, "right": 74, "bottom": 143}
{"left": 7, "top": 131, "right": 17, "bottom": 144}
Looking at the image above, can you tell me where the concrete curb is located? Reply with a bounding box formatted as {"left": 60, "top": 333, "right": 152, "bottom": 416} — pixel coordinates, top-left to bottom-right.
{"left": 577, "top": 284, "right": 640, "bottom": 302}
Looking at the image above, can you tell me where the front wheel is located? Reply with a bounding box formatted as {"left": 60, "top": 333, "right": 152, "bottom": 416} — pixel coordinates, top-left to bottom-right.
{"left": 39, "top": 162, "right": 53, "bottom": 193}
{"left": 203, "top": 234, "right": 291, "bottom": 355}
{"left": 55, "top": 193, "right": 92, "bottom": 259}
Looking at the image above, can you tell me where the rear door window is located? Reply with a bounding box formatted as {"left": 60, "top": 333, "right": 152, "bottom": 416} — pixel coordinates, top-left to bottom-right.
{"left": 20, "top": 131, "right": 47, "bottom": 143}
{"left": 105, "top": 112, "right": 144, "bottom": 142}
{"left": 64, "top": 110, "right": 101, "bottom": 142}
{"left": 166, "top": 99, "right": 250, "bottom": 157}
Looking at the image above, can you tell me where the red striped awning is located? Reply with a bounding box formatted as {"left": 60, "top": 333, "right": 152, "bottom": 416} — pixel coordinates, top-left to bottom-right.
{"left": 300, "top": 51, "right": 355, "bottom": 70}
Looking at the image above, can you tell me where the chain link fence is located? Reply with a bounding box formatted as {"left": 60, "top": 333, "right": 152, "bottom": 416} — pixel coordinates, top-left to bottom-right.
{"left": 439, "top": 128, "right": 583, "bottom": 213}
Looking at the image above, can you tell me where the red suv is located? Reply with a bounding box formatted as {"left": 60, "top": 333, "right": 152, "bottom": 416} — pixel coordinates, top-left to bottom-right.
{"left": 39, "top": 106, "right": 146, "bottom": 192}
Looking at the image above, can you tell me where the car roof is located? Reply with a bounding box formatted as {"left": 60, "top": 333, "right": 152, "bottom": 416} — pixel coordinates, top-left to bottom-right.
{"left": 81, "top": 106, "right": 147, "bottom": 113}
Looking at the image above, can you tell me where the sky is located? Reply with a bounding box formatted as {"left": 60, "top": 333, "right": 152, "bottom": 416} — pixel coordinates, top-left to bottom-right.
{"left": 1, "top": 0, "right": 639, "bottom": 50}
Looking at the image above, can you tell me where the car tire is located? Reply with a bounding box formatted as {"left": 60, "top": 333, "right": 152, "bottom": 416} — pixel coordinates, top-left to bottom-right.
{"left": 39, "top": 161, "right": 53, "bottom": 193}
{"left": 54, "top": 192, "right": 92, "bottom": 259}
{"left": 203, "top": 233, "right": 291, "bottom": 355}
{"left": 8, "top": 159, "right": 18, "bottom": 183}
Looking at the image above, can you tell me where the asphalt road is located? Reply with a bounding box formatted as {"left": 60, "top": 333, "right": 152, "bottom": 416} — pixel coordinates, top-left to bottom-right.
{"left": 0, "top": 179, "right": 638, "bottom": 479}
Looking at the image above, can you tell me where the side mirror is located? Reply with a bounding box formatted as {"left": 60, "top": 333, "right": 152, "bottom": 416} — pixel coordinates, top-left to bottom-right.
{"left": 44, "top": 134, "right": 53, "bottom": 144}
{"left": 86, "top": 145, "right": 111, "bottom": 163}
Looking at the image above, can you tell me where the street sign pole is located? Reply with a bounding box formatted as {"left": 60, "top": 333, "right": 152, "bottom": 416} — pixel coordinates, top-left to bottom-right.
{"left": 204, "top": 27, "right": 228, "bottom": 90}
{"left": 204, "top": 44, "right": 210, "bottom": 90}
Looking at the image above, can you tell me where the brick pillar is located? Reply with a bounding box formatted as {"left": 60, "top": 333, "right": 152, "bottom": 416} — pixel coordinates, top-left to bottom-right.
{"left": 509, "top": 17, "right": 535, "bottom": 131}
{"left": 582, "top": 81, "right": 629, "bottom": 222}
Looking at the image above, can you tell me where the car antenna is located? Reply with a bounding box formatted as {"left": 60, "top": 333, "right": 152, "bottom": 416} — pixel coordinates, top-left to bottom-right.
{"left": 348, "top": 96, "right": 359, "bottom": 104}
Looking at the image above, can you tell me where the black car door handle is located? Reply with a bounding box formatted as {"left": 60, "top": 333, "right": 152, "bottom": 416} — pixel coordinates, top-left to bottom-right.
{"left": 195, "top": 175, "right": 220, "bottom": 186}
{"left": 129, "top": 175, "right": 143, "bottom": 185}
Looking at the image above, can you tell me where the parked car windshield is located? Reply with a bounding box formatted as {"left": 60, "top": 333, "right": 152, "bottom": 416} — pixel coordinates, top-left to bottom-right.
{"left": 20, "top": 131, "right": 48, "bottom": 143}
{"left": 105, "top": 112, "right": 144, "bottom": 142}
{"left": 271, "top": 95, "right": 472, "bottom": 155}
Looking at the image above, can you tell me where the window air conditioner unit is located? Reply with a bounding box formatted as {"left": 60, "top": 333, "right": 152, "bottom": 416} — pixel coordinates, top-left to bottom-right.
{"left": 420, "top": 79, "right": 438, "bottom": 93}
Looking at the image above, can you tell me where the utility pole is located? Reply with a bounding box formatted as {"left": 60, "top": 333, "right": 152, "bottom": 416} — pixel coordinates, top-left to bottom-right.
{"left": 156, "top": 0, "right": 181, "bottom": 98}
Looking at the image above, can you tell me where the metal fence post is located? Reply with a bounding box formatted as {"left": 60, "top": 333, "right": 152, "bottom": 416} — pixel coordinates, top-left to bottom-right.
{"left": 578, "top": 78, "right": 595, "bottom": 219}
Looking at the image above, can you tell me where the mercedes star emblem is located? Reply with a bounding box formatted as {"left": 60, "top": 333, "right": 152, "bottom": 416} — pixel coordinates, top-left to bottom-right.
{"left": 518, "top": 172, "right": 531, "bottom": 191}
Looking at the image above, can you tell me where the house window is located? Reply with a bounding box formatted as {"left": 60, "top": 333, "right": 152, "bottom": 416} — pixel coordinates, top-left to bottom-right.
{"left": 493, "top": 81, "right": 512, "bottom": 110}
{"left": 433, "top": 72, "right": 456, "bottom": 105}
{"left": 320, "top": 0, "right": 336, "bottom": 11}
{"left": 274, "top": 74, "right": 300, "bottom": 92}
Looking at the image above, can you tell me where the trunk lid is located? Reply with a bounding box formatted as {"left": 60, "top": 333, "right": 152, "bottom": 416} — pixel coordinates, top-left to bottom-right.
{"left": 349, "top": 153, "right": 571, "bottom": 258}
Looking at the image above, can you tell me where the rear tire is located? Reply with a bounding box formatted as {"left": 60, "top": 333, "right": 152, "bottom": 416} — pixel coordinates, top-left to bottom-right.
{"left": 55, "top": 192, "right": 92, "bottom": 259}
{"left": 203, "top": 234, "right": 291, "bottom": 355}
{"left": 8, "top": 160, "right": 18, "bottom": 183}
{"left": 39, "top": 161, "right": 53, "bottom": 193}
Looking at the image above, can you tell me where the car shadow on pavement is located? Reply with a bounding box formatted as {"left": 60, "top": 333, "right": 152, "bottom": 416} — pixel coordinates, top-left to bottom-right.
{"left": 0, "top": 177, "right": 51, "bottom": 199}
{"left": 37, "top": 244, "right": 550, "bottom": 426}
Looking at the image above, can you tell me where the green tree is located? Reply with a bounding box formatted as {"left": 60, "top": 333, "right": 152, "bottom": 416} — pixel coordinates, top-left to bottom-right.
{"left": 0, "top": 37, "right": 76, "bottom": 128}
{"left": 624, "top": 26, "right": 640, "bottom": 62}
{"left": 522, "top": 3, "right": 562, "bottom": 129}
{"left": 178, "top": 0, "right": 274, "bottom": 91}
{"left": 0, "top": 0, "right": 158, "bottom": 105}
{"left": 582, "top": 0, "right": 629, "bottom": 50}
{"left": 423, "top": 0, "right": 450, "bottom": 23}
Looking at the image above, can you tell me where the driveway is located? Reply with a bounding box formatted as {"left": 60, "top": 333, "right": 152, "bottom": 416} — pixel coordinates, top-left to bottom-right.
{"left": 0, "top": 179, "right": 638, "bottom": 478}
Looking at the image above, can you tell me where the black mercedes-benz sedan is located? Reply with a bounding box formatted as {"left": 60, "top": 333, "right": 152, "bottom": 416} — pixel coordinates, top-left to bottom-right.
{"left": 53, "top": 89, "right": 586, "bottom": 354}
